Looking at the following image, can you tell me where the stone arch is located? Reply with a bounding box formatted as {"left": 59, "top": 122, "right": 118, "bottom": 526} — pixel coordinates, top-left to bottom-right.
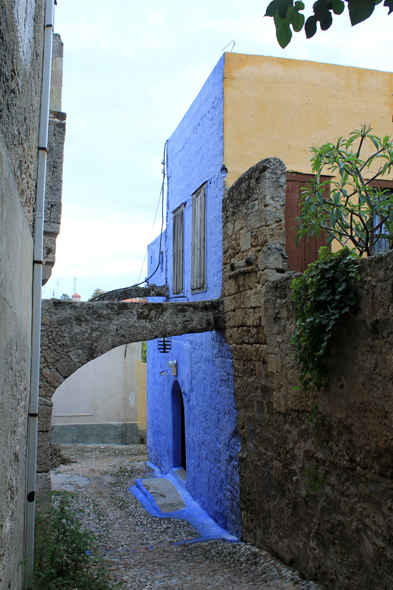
{"left": 37, "top": 298, "right": 225, "bottom": 483}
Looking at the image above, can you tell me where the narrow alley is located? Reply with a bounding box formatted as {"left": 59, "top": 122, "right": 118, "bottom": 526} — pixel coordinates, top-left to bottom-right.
{"left": 50, "top": 444, "right": 324, "bottom": 590}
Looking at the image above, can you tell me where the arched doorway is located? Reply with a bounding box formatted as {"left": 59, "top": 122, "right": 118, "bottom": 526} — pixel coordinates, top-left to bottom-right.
{"left": 171, "top": 380, "right": 186, "bottom": 470}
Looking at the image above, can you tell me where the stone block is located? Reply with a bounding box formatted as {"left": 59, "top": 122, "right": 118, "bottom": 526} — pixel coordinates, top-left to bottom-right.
{"left": 36, "top": 472, "right": 52, "bottom": 507}
{"left": 258, "top": 244, "right": 288, "bottom": 272}
{"left": 38, "top": 397, "right": 53, "bottom": 432}
{"left": 37, "top": 432, "right": 51, "bottom": 473}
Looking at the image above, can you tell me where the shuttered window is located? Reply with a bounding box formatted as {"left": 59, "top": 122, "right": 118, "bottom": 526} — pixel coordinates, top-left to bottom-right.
{"left": 191, "top": 184, "right": 206, "bottom": 292}
{"left": 172, "top": 205, "right": 184, "bottom": 294}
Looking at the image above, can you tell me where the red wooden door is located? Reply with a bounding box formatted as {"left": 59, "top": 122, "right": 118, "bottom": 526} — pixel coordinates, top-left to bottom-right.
{"left": 285, "top": 172, "right": 329, "bottom": 273}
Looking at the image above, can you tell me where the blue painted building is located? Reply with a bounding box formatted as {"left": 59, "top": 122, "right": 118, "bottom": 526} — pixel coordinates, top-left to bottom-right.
{"left": 146, "top": 55, "right": 242, "bottom": 537}
{"left": 146, "top": 50, "right": 393, "bottom": 542}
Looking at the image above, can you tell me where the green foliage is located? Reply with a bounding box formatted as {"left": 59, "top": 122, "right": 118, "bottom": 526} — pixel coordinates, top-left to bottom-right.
{"left": 89, "top": 288, "right": 107, "bottom": 301}
{"left": 265, "top": 0, "right": 392, "bottom": 47}
{"left": 297, "top": 125, "right": 393, "bottom": 257}
{"left": 304, "top": 469, "right": 327, "bottom": 495}
{"left": 30, "top": 492, "right": 121, "bottom": 590}
{"left": 60, "top": 293, "right": 71, "bottom": 301}
{"left": 141, "top": 341, "right": 147, "bottom": 363}
{"left": 306, "top": 405, "right": 326, "bottom": 435}
{"left": 265, "top": 0, "right": 305, "bottom": 47}
{"left": 291, "top": 247, "right": 360, "bottom": 393}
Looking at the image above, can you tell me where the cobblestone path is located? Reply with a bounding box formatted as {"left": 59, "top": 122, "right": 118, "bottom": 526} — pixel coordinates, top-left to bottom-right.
{"left": 51, "top": 444, "right": 324, "bottom": 590}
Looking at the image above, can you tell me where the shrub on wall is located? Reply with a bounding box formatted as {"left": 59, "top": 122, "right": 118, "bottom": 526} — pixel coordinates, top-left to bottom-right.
{"left": 291, "top": 247, "right": 360, "bottom": 394}
{"left": 296, "top": 124, "right": 393, "bottom": 257}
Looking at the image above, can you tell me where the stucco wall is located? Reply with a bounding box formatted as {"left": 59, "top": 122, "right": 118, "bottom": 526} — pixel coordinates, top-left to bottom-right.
{"left": 147, "top": 331, "right": 241, "bottom": 536}
{"left": 223, "top": 53, "right": 393, "bottom": 188}
{"left": 51, "top": 343, "right": 147, "bottom": 444}
{"left": 166, "top": 54, "right": 225, "bottom": 301}
{"left": 0, "top": 1, "right": 45, "bottom": 587}
{"left": 146, "top": 55, "right": 241, "bottom": 537}
{"left": 222, "top": 157, "right": 393, "bottom": 590}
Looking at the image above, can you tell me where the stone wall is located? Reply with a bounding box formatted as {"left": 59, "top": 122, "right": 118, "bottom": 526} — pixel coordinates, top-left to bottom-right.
{"left": 222, "top": 157, "right": 393, "bottom": 589}
{"left": 0, "top": 1, "right": 45, "bottom": 588}
{"left": 43, "top": 33, "right": 66, "bottom": 284}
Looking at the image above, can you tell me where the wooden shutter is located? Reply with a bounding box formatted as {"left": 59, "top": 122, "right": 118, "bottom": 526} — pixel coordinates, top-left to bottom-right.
{"left": 172, "top": 205, "right": 184, "bottom": 294}
{"left": 285, "top": 173, "right": 329, "bottom": 273}
{"left": 191, "top": 185, "right": 206, "bottom": 291}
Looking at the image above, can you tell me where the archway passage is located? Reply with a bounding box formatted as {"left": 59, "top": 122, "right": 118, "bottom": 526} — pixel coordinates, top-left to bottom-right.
{"left": 37, "top": 298, "right": 224, "bottom": 481}
{"left": 171, "top": 380, "right": 186, "bottom": 470}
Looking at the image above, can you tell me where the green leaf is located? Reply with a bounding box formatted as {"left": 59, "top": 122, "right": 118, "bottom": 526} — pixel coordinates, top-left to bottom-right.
{"left": 347, "top": 0, "right": 376, "bottom": 25}
{"left": 305, "top": 14, "right": 318, "bottom": 37}
{"left": 273, "top": 12, "right": 293, "bottom": 47}
{"left": 384, "top": 0, "right": 393, "bottom": 14}
{"left": 319, "top": 7, "right": 333, "bottom": 29}
{"left": 291, "top": 5, "right": 305, "bottom": 31}
{"left": 265, "top": 0, "right": 293, "bottom": 18}
{"left": 331, "top": 0, "right": 345, "bottom": 14}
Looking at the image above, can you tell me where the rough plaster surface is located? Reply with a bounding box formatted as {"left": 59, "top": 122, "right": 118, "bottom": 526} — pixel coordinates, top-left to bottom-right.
{"left": 147, "top": 331, "right": 241, "bottom": 537}
{"left": 38, "top": 299, "right": 225, "bottom": 475}
{"left": 0, "top": 0, "right": 44, "bottom": 230}
{"left": 222, "top": 157, "right": 393, "bottom": 590}
{"left": 0, "top": 1, "right": 45, "bottom": 587}
{"left": 146, "top": 57, "right": 241, "bottom": 538}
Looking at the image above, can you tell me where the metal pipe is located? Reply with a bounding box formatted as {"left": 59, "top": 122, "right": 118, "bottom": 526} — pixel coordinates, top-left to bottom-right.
{"left": 25, "top": 0, "right": 55, "bottom": 582}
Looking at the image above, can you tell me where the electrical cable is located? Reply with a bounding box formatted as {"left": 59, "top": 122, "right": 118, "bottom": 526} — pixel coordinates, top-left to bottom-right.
{"left": 90, "top": 139, "right": 168, "bottom": 301}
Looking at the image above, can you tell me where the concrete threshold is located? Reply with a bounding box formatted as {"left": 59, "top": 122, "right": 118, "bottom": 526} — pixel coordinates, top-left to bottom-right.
{"left": 129, "top": 463, "right": 239, "bottom": 545}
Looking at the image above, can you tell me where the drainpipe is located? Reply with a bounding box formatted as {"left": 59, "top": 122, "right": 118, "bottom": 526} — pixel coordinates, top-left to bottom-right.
{"left": 25, "top": 0, "right": 55, "bottom": 581}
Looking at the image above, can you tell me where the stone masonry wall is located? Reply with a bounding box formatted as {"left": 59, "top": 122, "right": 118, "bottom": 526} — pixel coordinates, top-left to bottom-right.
{"left": 222, "top": 157, "right": 393, "bottom": 590}
{"left": 43, "top": 33, "right": 66, "bottom": 284}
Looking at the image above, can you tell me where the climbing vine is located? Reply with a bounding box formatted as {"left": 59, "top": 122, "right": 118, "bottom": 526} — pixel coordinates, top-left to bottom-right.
{"left": 290, "top": 247, "right": 360, "bottom": 394}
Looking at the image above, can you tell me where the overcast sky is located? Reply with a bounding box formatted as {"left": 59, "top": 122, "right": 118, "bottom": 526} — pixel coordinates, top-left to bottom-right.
{"left": 42, "top": 0, "right": 393, "bottom": 301}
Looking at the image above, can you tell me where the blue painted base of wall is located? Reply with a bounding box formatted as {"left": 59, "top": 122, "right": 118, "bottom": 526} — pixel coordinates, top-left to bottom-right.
{"left": 130, "top": 467, "right": 239, "bottom": 544}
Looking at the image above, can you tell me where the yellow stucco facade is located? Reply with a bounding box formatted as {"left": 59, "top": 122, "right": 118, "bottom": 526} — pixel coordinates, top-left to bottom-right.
{"left": 223, "top": 53, "right": 393, "bottom": 187}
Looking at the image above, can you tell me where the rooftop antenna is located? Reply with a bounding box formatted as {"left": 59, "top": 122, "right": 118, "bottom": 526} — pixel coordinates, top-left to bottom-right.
{"left": 222, "top": 40, "right": 235, "bottom": 52}
{"left": 74, "top": 276, "right": 77, "bottom": 294}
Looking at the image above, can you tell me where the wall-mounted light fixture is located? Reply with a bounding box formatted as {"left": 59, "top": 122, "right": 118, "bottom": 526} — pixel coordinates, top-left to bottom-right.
{"left": 158, "top": 337, "right": 172, "bottom": 353}
{"left": 168, "top": 359, "right": 178, "bottom": 377}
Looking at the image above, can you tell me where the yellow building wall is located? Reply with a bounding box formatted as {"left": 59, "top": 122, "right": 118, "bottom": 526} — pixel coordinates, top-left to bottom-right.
{"left": 223, "top": 53, "right": 393, "bottom": 187}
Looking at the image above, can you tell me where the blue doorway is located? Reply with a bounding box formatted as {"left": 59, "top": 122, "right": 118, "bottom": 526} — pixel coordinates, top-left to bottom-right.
{"left": 171, "top": 380, "right": 186, "bottom": 470}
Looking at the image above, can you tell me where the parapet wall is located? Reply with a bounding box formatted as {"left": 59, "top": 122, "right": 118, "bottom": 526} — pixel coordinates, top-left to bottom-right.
{"left": 222, "top": 157, "right": 393, "bottom": 590}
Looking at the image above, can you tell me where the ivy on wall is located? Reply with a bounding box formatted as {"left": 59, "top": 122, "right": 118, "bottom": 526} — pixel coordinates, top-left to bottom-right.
{"left": 290, "top": 247, "right": 360, "bottom": 394}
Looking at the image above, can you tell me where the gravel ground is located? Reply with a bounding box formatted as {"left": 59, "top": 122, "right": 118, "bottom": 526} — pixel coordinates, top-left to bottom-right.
{"left": 51, "top": 444, "right": 325, "bottom": 590}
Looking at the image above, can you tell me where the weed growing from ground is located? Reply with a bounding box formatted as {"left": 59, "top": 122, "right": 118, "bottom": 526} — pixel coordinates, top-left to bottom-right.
{"left": 29, "top": 491, "right": 122, "bottom": 590}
